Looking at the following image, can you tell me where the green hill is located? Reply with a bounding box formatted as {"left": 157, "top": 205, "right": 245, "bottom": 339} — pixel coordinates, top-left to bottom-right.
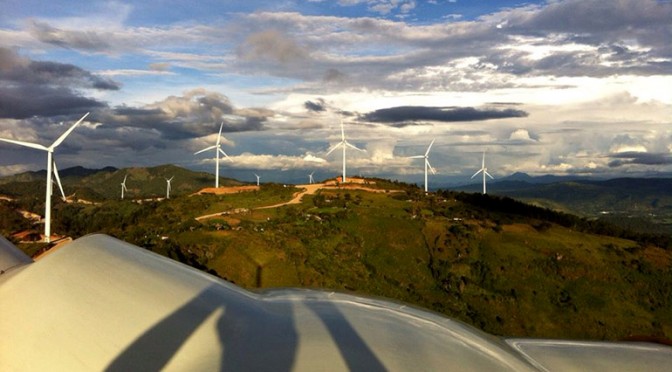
{"left": 456, "top": 178, "right": 672, "bottom": 235}
{"left": 3, "top": 169, "right": 671, "bottom": 341}
{"left": 0, "top": 164, "right": 243, "bottom": 201}
{"left": 6, "top": 177, "right": 667, "bottom": 342}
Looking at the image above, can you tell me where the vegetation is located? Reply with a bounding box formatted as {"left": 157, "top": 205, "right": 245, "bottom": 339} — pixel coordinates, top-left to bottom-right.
{"left": 2, "top": 166, "right": 671, "bottom": 341}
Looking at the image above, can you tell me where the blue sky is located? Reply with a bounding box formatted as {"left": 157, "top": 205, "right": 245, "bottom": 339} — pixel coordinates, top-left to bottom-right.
{"left": 1, "top": 0, "right": 671, "bottom": 185}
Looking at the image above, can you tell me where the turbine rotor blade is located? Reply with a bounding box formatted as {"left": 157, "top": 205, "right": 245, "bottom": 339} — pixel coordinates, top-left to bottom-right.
{"left": 51, "top": 112, "right": 89, "bottom": 149}
{"left": 485, "top": 171, "right": 494, "bottom": 179}
{"left": 345, "top": 141, "right": 365, "bottom": 152}
{"left": 471, "top": 169, "right": 484, "bottom": 179}
{"left": 218, "top": 148, "right": 232, "bottom": 161}
{"left": 216, "top": 122, "right": 224, "bottom": 146}
{"left": 195, "top": 145, "right": 216, "bottom": 155}
{"left": 0, "top": 137, "right": 48, "bottom": 151}
{"left": 408, "top": 155, "right": 425, "bottom": 159}
{"left": 340, "top": 120, "right": 345, "bottom": 141}
{"left": 425, "top": 139, "right": 436, "bottom": 156}
{"left": 325, "top": 142, "right": 343, "bottom": 156}
{"left": 52, "top": 161, "right": 67, "bottom": 201}
{"left": 427, "top": 160, "right": 437, "bottom": 175}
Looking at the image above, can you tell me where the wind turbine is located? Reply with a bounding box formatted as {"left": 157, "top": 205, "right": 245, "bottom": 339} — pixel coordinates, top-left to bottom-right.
{"left": 165, "top": 177, "right": 174, "bottom": 199}
{"left": 471, "top": 151, "right": 494, "bottom": 194}
{"left": 409, "top": 139, "right": 436, "bottom": 193}
{"left": 308, "top": 171, "right": 315, "bottom": 184}
{"left": 195, "top": 122, "right": 232, "bottom": 188}
{"left": 254, "top": 173, "right": 260, "bottom": 186}
{"left": 120, "top": 175, "right": 129, "bottom": 200}
{"left": 325, "top": 120, "right": 365, "bottom": 183}
{"left": 0, "top": 112, "right": 89, "bottom": 243}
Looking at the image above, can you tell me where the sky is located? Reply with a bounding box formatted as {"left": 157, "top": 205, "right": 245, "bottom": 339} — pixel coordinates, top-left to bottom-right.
{"left": 0, "top": 0, "right": 671, "bottom": 186}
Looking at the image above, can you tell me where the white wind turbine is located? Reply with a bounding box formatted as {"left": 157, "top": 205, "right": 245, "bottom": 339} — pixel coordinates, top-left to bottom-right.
{"left": 120, "top": 175, "right": 129, "bottom": 200}
{"left": 165, "top": 177, "right": 174, "bottom": 199}
{"left": 471, "top": 151, "right": 494, "bottom": 194}
{"left": 0, "top": 112, "right": 89, "bottom": 243}
{"left": 308, "top": 171, "right": 315, "bottom": 184}
{"left": 325, "top": 120, "right": 365, "bottom": 183}
{"left": 195, "top": 122, "right": 232, "bottom": 188}
{"left": 409, "top": 139, "right": 436, "bottom": 193}
{"left": 254, "top": 173, "right": 260, "bottom": 186}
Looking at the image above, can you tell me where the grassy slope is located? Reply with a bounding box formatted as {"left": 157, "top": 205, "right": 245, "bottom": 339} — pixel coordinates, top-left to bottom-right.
{"left": 163, "top": 189, "right": 672, "bottom": 340}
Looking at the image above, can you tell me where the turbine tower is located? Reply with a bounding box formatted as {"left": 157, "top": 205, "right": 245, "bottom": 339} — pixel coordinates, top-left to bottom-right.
{"left": 0, "top": 112, "right": 89, "bottom": 243}
{"left": 195, "top": 122, "right": 232, "bottom": 188}
{"left": 165, "top": 177, "right": 174, "bottom": 199}
{"left": 471, "top": 152, "right": 494, "bottom": 194}
{"left": 308, "top": 171, "right": 315, "bottom": 184}
{"left": 120, "top": 175, "right": 129, "bottom": 200}
{"left": 325, "top": 120, "right": 365, "bottom": 183}
{"left": 254, "top": 173, "right": 260, "bottom": 186}
{"left": 409, "top": 139, "right": 436, "bottom": 193}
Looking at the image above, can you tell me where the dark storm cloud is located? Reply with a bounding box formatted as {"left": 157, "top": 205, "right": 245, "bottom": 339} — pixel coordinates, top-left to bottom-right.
{"left": 95, "top": 89, "right": 270, "bottom": 143}
{"left": 0, "top": 47, "right": 117, "bottom": 119}
{"left": 305, "top": 99, "right": 326, "bottom": 112}
{"left": 362, "top": 106, "right": 528, "bottom": 124}
{"left": 0, "top": 85, "right": 106, "bottom": 119}
{"left": 608, "top": 152, "right": 672, "bottom": 167}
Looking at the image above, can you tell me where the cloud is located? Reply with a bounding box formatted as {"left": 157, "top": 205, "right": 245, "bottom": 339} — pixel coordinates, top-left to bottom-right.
{"left": 608, "top": 152, "right": 672, "bottom": 167}
{"left": 99, "top": 89, "right": 270, "bottom": 142}
{"left": 28, "top": 20, "right": 112, "bottom": 52}
{"left": 361, "top": 106, "right": 528, "bottom": 125}
{"left": 508, "top": 128, "right": 537, "bottom": 142}
{"left": 0, "top": 47, "right": 116, "bottom": 119}
{"left": 237, "top": 30, "right": 309, "bottom": 65}
{"left": 0, "top": 85, "right": 107, "bottom": 119}
{"left": 305, "top": 99, "right": 327, "bottom": 112}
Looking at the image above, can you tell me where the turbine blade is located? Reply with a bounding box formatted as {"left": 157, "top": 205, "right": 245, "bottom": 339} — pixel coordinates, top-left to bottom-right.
{"left": 195, "top": 145, "right": 216, "bottom": 155}
{"left": 218, "top": 148, "right": 232, "bottom": 161}
{"left": 408, "top": 155, "right": 425, "bottom": 159}
{"left": 122, "top": 184, "right": 128, "bottom": 192}
{"left": 325, "top": 142, "right": 343, "bottom": 156}
{"left": 345, "top": 141, "right": 365, "bottom": 152}
{"left": 471, "top": 169, "right": 483, "bottom": 179}
{"left": 482, "top": 151, "right": 486, "bottom": 168}
{"left": 485, "top": 171, "right": 494, "bottom": 179}
{"left": 216, "top": 122, "right": 224, "bottom": 146}
{"left": 52, "top": 161, "right": 67, "bottom": 201}
{"left": 0, "top": 137, "right": 48, "bottom": 151}
{"left": 425, "top": 139, "right": 436, "bottom": 156}
{"left": 51, "top": 112, "right": 89, "bottom": 149}
{"left": 427, "top": 160, "right": 437, "bottom": 175}
{"left": 123, "top": 175, "right": 128, "bottom": 183}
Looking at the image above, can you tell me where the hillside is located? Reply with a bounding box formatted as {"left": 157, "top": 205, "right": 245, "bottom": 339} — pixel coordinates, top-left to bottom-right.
{"left": 0, "top": 164, "right": 244, "bottom": 202}
{"left": 4, "top": 174, "right": 670, "bottom": 342}
{"left": 455, "top": 177, "right": 672, "bottom": 235}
